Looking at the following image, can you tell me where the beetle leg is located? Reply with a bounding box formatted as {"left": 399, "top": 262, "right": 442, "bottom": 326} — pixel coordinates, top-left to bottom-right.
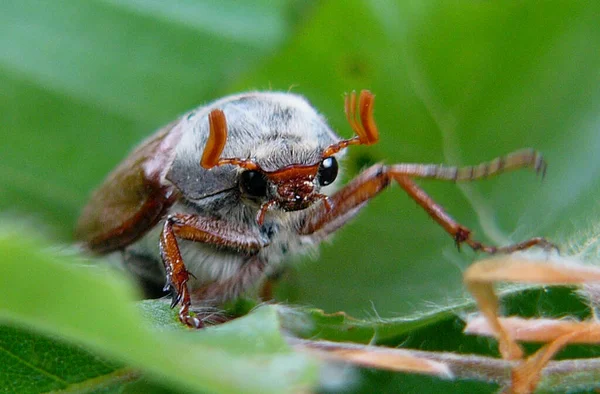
{"left": 300, "top": 164, "right": 389, "bottom": 236}
{"left": 394, "top": 176, "right": 554, "bottom": 253}
{"left": 159, "top": 213, "right": 266, "bottom": 328}
{"left": 301, "top": 150, "right": 555, "bottom": 253}
{"left": 259, "top": 279, "right": 275, "bottom": 301}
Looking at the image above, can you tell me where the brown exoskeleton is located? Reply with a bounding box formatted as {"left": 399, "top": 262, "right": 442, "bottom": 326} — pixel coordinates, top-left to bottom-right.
{"left": 76, "top": 90, "right": 553, "bottom": 328}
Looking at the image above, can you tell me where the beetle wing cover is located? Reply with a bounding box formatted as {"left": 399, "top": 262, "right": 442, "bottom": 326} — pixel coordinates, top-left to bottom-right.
{"left": 75, "top": 120, "right": 183, "bottom": 253}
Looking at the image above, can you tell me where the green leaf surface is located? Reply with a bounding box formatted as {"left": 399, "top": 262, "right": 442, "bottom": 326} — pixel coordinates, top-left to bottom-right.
{"left": 0, "top": 324, "right": 128, "bottom": 394}
{"left": 0, "top": 231, "right": 317, "bottom": 393}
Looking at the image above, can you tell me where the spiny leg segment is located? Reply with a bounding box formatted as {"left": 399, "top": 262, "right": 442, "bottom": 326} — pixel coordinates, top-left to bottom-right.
{"left": 159, "top": 213, "right": 266, "bottom": 327}
{"left": 301, "top": 150, "right": 553, "bottom": 255}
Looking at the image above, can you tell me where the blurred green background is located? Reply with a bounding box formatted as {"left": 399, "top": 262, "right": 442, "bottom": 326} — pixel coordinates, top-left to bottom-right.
{"left": 1, "top": 1, "right": 600, "bottom": 392}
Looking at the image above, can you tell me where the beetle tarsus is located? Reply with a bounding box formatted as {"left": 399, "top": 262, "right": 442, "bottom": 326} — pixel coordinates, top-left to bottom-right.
{"left": 482, "top": 237, "right": 557, "bottom": 255}
{"left": 178, "top": 303, "right": 204, "bottom": 329}
{"left": 170, "top": 287, "right": 183, "bottom": 308}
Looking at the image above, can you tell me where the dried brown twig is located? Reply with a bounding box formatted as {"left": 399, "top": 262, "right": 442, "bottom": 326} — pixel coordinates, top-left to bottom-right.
{"left": 290, "top": 337, "right": 600, "bottom": 391}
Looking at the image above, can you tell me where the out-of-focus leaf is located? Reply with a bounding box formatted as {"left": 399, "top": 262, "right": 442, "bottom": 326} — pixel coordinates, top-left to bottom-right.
{"left": 0, "top": 0, "right": 300, "bottom": 237}
{"left": 0, "top": 231, "right": 317, "bottom": 393}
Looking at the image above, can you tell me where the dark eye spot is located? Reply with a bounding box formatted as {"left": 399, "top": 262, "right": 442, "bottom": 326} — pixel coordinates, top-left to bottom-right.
{"left": 240, "top": 170, "right": 268, "bottom": 197}
{"left": 318, "top": 157, "right": 338, "bottom": 186}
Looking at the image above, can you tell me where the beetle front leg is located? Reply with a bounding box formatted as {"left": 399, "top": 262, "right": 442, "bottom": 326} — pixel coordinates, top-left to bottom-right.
{"left": 302, "top": 150, "right": 555, "bottom": 253}
{"left": 160, "top": 219, "right": 196, "bottom": 327}
{"left": 300, "top": 164, "right": 390, "bottom": 236}
{"left": 159, "top": 213, "right": 265, "bottom": 328}
{"left": 393, "top": 175, "right": 554, "bottom": 253}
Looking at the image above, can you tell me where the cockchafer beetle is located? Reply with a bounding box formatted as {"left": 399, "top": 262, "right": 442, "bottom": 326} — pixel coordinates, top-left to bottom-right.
{"left": 76, "top": 90, "right": 553, "bottom": 328}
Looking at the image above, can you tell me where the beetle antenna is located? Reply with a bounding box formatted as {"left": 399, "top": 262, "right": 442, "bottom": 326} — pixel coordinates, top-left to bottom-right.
{"left": 201, "top": 109, "right": 261, "bottom": 171}
{"left": 323, "top": 90, "right": 379, "bottom": 157}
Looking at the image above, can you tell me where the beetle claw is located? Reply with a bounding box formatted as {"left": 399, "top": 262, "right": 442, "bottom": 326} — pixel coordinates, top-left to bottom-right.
{"left": 169, "top": 290, "right": 180, "bottom": 308}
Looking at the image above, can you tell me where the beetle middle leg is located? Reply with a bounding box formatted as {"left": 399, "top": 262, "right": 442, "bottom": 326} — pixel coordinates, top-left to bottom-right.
{"left": 302, "top": 149, "right": 555, "bottom": 253}
{"left": 394, "top": 176, "right": 554, "bottom": 253}
{"left": 160, "top": 213, "right": 266, "bottom": 328}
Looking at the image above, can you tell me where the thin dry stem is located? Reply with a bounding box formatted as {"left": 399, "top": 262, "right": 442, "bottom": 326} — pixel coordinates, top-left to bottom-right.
{"left": 290, "top": 338, "right": 600, "bottom": 391}
{"left": 465, "top": 316, "right": 600, "bottom": 344}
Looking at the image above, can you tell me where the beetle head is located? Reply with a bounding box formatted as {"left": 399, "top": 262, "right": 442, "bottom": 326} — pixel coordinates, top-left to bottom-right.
{"left": 200, "top": 90, "right": 378, "bottom": 224}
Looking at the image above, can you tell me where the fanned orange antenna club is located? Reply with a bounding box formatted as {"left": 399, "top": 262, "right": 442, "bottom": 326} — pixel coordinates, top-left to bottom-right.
{"left": 358, "top": 90, "right": 378, "bottom": 144}
{"left": 323, "top": 90, "right": 379, "bottom": 157}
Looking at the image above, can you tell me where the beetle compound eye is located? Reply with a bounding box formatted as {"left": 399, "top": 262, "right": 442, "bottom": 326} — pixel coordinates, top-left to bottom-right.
{"left": 240, "top": 170, "right": 268, "bottom": 197}
{"left": 318, "top": 157, "right": 338, "bottom": 186}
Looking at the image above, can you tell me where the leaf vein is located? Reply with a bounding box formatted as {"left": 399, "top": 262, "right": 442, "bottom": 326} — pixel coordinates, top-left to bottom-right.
{"left": 0, "top": 344, "right": 69, "bottom": 387}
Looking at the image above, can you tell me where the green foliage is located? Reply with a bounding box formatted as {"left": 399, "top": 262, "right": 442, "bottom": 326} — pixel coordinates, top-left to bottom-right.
{"left": 1, "top": 0, "right": 600, "bottom": 392}
{"left": 0, "top": 232, "right": 316, "bottom": 393}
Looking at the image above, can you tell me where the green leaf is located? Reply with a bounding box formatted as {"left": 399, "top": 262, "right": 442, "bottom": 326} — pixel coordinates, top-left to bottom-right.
{"left": 275, "top": 303, "right": 464, "bottom": 345}
{"left": 0, "top": 231, "right": 317, "bottom": 393}
{"left": 0, "top": 324, "right": 129, "bottom": 394}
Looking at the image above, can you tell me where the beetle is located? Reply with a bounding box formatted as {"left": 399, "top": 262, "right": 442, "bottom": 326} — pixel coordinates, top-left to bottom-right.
{"left": 76, "top": 90, "right": 553, "bottom": 328}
